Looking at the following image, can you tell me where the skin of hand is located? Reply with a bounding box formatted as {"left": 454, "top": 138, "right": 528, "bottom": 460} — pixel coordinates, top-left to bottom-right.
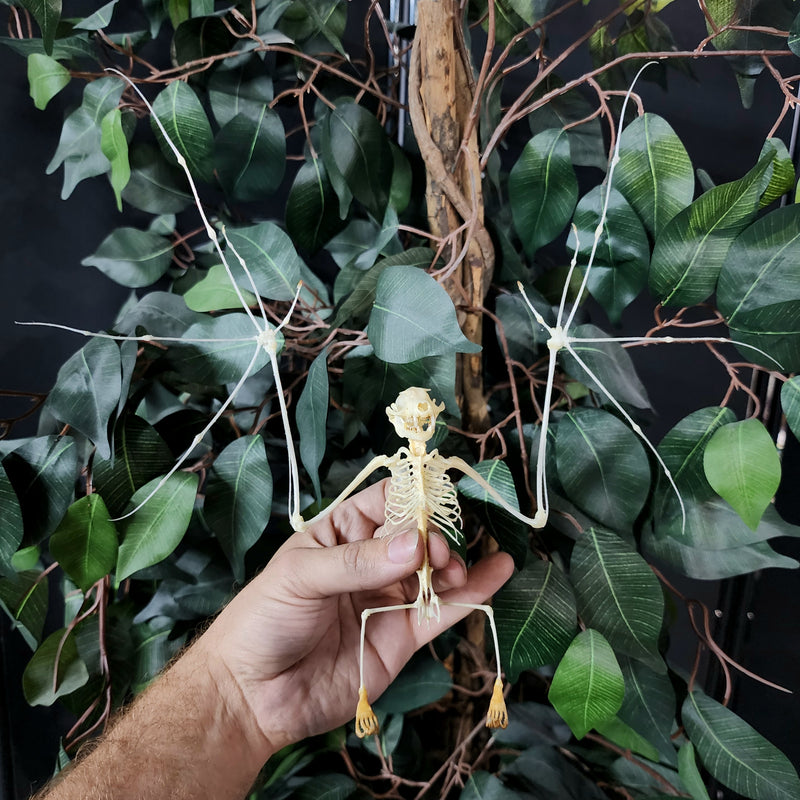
{"left": 36, "top": 478, "right": 513, "bottom": 800}
{"left": 201, "top": 477, "right": 515, "bottom": 757}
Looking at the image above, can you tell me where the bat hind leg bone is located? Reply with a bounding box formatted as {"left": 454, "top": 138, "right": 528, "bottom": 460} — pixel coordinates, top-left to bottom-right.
{"left": 354, "top": 590, "right": 508, "bottom": 738}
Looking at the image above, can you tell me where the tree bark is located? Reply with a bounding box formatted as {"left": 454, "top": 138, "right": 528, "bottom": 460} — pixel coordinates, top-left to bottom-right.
{"left": 408, "top": 0, "right": 494, "bottom": 433}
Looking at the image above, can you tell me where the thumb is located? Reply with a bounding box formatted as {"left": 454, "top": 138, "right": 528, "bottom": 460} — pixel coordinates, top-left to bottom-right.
{"left": 286, "top": 530, "right": 423, "bottom": 599}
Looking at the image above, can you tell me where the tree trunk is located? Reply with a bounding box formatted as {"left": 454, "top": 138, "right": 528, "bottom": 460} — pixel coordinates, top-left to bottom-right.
{"left": 408, "top": 0, "right": 494, "bottom": 434}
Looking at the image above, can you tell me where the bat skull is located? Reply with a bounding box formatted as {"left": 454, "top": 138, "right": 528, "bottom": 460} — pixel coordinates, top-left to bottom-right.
{"left": 386, "top": 387, "right": 445, "bottom": 444}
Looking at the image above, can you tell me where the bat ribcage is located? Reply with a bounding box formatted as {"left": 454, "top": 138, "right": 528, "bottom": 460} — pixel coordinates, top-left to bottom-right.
{"left": 384, "top": 449, "right": 462, "bottom": 545}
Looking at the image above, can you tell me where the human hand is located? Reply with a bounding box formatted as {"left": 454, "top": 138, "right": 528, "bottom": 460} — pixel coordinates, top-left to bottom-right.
{"left": 197, "top": 478, "right": 514, "bottom": 757}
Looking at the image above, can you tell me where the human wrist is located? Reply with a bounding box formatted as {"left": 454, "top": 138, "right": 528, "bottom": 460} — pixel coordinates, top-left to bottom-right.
{"left": 189, "top": 625, "right": 277, "bottom": 771}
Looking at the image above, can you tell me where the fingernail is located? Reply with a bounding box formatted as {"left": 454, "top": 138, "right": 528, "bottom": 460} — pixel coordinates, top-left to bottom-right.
{"left": 387, "top": 531, "right": 419, "bottom": 564}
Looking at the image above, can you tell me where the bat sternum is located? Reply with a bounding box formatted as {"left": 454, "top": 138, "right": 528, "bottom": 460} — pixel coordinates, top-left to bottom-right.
{"left": 412, "top": 452, "right": 438, "bottom": 621}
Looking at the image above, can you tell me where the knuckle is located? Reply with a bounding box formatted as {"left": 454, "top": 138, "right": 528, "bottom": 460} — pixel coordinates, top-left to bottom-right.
{"left": 341, "top": 540, "right": 365, "bottom": 574}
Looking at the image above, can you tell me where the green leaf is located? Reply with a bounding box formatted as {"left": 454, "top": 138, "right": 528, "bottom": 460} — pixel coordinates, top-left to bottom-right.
{"left": 174, "top": 313, "right": 269, "bottom": 385}
{"left": 492, "top": 701, "right": 572, "bottom": 749}
{"left": 133, "top": 553, "right": 232, "bottom": 624}
{"left": 131, "top": 617, "right": 185, "bottom": 692}
{"left": 703, "top": 419, "right": 780, "bottom": 530}
{"left": 225, "top": 221, "right": 304, "bottom": 301}
{"left": 502, "top": 743, "right": 609, "bottom": 798}
{"left": 682, "top": 689, "right": 800, "bottom": 800}
{"left": 548, "top": 629, "right": 624, "bottom": 740}
{"left": 73, "top": 0, "right": 118, "bottom": 29}
{"left": 376, "top": 654, "right": 452, "bottom": 714}
{"left": 571, "top": 527, "right": 664, "bottom": 670}
{"left": 19, "top": 0, "right": 61, "bottom": 55}
{"left": 457, "top": 459, "right": 527, "bottom": 568}
{"left": 480, "top": 0, "right": 527, "bottom": 45}
{"left": 82, "top": 226, "right": 173, "bottom": 288}
{"left": 319, "top": 120, "right": 353, "bottom": 219}
{"left": 594, "top": 715, "right": 660, "bottom": 762}
{"left": 368, "top": 265, "right": 481, "bottom": 363}
{"left": 781, "top": 376, "right": 800, "bottom": 441}
{"left": 183, "top": 264, "right": 258, "bottom": 312}
{"left": 2, "top": 436, "right": 77, "bottom": 545}
{"left": 570, "top": 186, "right": 650, "bottom": 324}
{"left": 790, "top": 10, "right": 800, "bottom": 58}
{"left": 215, "top": 109, "right": 285, "bottom": 201}
{"left": 718, "top": 203, "right": 800, "bottom": 372}
{"left": 332, "top": 248, "right": 434, "bottom": 329}
{"left": 172, "top": 16, "right": 235, "bottom": 66}
{"left": 122, "top": 143, "right": 193, "bottom": 214}
{"left": 527, "top": 77, "right": 606, "bottom": 170}
{"left": 659, "top": 496, "right": 800, "bottom": 551}
{"left": 649, "top": 143, "right": 776, "bottom": 306}
{"left": 292, "top": 774, "right": 356, "bottom": 800}
{"left": 618, "top": 657, "right": 678, "bottom": 765}
{"left": 46, "top": 76, "right": 126, "bottom": 198}
{"left": 495, "top": 289, "right": 551, "bottom": 359}
{"left": 654, "top": 406, "right": 736, "bottom": 516}
{"left": 208, "top": 67, "right": 274, "bottom": 127}
{"left": 327, "top": 211, "right": 400, "bottom": 273}
{"left": 322, "top": 102, "right": 394, "bottom": 220}
{"left": 564, "top": 324, "right": 651, "bottom": 409}
{"left": 100, "top": 107, "right": 131, "bottom": 212}
{"left": 114, "top": 290, "right": 203, "bottom": 338}
{"left": 616, "top": 11, "right": 683, "bottom": 85}
{"left": 116, "top": 472, "right": 199, "bottom": 581}
{"left": 167, "top": 0, "right": 190, "bottom": 28}
{"left": 11, "top": 547, "right": 40, "bottom": 573}
{"left": 509, "top": 129, "right": 578, "bottom": 258}
{"left": 645, "top": 520, "right": 799, "bottom": 580}
{"left": 459, "top": 772, "right": 518, "bottom": 800}
{"left": 49, "top": 495, "right": 118, "bottom": 593}
{"left": 23, "top": 627, "right": 89, "bottom": 706}
{"left": 151, "top": 81, "right": 214, "bottom": 183}
{"left": 281, "top": 0, "right": 347, "bottom": 55}
{"left": 555, "top": 409, "right": 650, "bottom": 532}
{"left": 27, "top": 52, "right": 70, "bottom": 110}
{"left": 93, "top": 415, "right": 175, "bottom": 518}
{"left": 678, "top": 742, "right": 712, "bottom": 800}
{"left": 703, "top": 0, "right": 795, "bottom": 108}
{"left": 42, "top": 338, "right": 122, "bottom": 460}
{"left": 0, "top": 570, "right": 49, "bottom": 648}
{"left": 614, "top": 113, "right": 694, "bottom": 239}
{"left": 0, "top": 462, "right": 24, "bottom": 577}
{"left": 205, "top": 436, "right": 272, "bottom": 582}
{"left": 649, "top": 407, "right": 793, "bottom": 572}
{"left": 296, "top": 349, "right": 329, "bottom": 505}
{"left": 389, "top": 143, "right": 412, "bottom": 213}
{"left": 0, "top": 33, "right": 94, "bottom": 60}
{"left": 286, "top": 156, "right": 347, "bottom": 253}
{"left": 758, "top": 138, "right": 794, "bottom": 207}
{"left": 493, "top": 559, "right": 577, "bottom": 681}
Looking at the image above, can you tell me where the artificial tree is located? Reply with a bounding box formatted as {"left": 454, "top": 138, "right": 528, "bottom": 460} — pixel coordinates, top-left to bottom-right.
{"left": 2, "top": 0, "right": 800, "bottom": 797}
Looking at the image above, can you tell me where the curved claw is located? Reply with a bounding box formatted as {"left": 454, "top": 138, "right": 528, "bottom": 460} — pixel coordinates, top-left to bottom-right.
{"left": 485, "top": 677, "right": 508, "bottom": 729}
{"left": 355, "top": 686, "right": 379, "bottom": 738}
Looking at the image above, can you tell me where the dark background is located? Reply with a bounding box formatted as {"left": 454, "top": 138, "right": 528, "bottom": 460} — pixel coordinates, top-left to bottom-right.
{"left": 1, "top": 3, "right": 799, "bottom": 798}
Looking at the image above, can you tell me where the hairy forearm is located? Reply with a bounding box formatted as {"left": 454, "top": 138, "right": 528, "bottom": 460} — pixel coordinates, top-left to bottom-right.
{"left": 36, "top": 632, "right": 274, "bottom": 800}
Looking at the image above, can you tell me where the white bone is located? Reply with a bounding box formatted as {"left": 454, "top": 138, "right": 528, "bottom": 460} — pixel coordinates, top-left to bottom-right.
{"left": 24, "top": 70, "right": 306, "bottom": 527}
{"left": 298, "top": 388, "right": 516, "bottom": 736}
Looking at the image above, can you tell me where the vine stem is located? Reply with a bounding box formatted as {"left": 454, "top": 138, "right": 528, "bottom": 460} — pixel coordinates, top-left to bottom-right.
{"left": 583, "top": 733, "right": 685, "bottom": 796}
{"left": 481, "top": 46, "right": 794, "bottom": 166}
{"left": 652, "top": 566, "right": 792, "bottom": 701}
